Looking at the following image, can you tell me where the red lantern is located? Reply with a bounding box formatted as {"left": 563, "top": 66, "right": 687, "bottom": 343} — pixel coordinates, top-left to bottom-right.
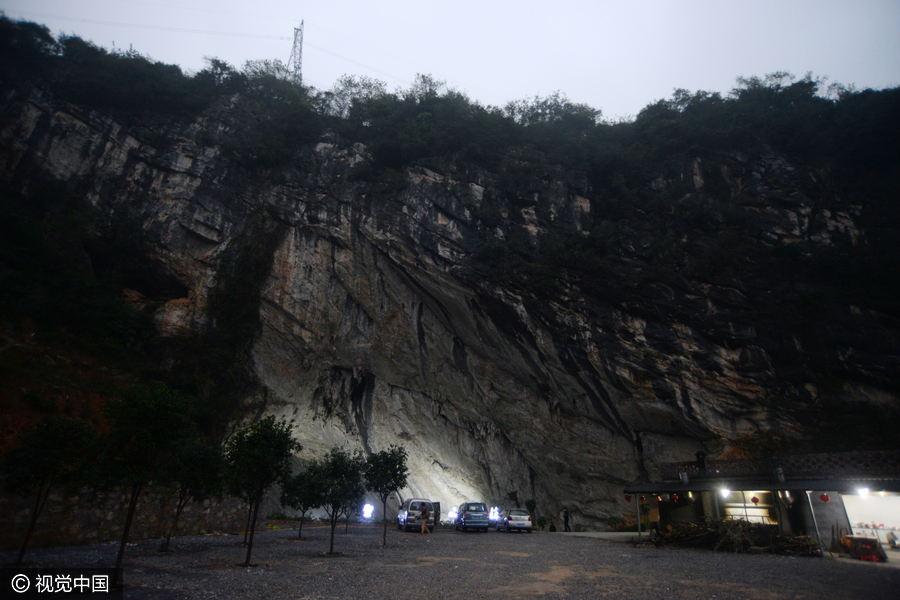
{"left": 819, "top": 493, "right": 830, "bottom": 504}
{"left": 625, "top": 494, "right": 632, "bottom": 502}
{"left": 656, "top": 496, "right": 662, "bottom": 502}
{"left": 671, "top": 494, "right": 679, "bottom": 502}
{"left": 751, "top": 496, "right": 760, "bottom": 505}
{"left": 640, "top": 496, "right": 646, "bottom": 503}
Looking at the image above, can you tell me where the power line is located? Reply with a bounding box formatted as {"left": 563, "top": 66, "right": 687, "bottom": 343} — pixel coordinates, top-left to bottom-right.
{"left": 15, "top": 9, "right": 410, "bottom": 86}
{"left": 303, "top": 40, "right": 408, "bottom": 86}
{"left": 14, "top": 11, "right": 292, "bottom": 40}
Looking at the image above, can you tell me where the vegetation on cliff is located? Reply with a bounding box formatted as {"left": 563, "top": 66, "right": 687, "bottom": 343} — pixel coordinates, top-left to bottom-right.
{"left": 1, "top": 14, "right": 899, "bottom": 460}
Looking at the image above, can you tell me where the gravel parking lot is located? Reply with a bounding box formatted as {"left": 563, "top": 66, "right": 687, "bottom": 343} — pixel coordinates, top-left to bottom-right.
{"left": 4, "top": 524, "right": 898, "bottom": 599}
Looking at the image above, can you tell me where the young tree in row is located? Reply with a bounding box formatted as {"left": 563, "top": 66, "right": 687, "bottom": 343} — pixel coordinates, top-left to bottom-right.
{"left": 343, "top": 480, "right": 368, "bottom": 534}
{"left": 364, "top": 445, "right": 409, "bottom": 547}
{"left": 280, "top": 463, "right": 324, "bottom": 540}
{"left": 225, "top": 416, "right": 300, "bottom": 567}
{"left": 318, "top": 447, "right": 366, "bottom": 555}
{"left": 160, "top": 439, "right": 224, "bottom": 552}
{"left": 100, "top": 382, "right": 198, "bottom": 586}
{"left": 0, "top": 415, "right": 98, "bottom": 565}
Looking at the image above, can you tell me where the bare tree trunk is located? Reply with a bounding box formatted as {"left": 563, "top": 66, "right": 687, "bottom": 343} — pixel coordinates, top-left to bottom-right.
{"left": 243, "top": 499, "right": 261, "bottom": 567}
{"left": 114, "top": 483, "right": 143, "bottom": 587}
{"left": 381, "top": 496, "right": 388, "bottom": 548}
{"left": 161, "top": 490, "right": 189, "bottom": 553}
{"left": 17, "top": 480, "right": 52, "bottom": 565}
{"left": 328, "top": 511, "right": 338, "bottom": 554}
{"left": 243, "top": 504, "right": 252, "bottom": 544}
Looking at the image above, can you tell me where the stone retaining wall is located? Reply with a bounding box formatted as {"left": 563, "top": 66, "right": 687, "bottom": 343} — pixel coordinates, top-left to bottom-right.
{"left": 0, "top": 486, "right": 266, "bottom": 550}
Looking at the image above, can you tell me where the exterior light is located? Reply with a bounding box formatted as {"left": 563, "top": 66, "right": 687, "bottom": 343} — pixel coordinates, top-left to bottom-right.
{"left": 656, "top": 496, "right": 662, "bottom": 502}
{"left": 858, "top": 488, "right": 869, "bottom": 499}
{"left": 671, "top": 494, "right": 679, "bottom": 502}
{"left": 751, "top": 496, "right": 759, "bottom": 505}
{"left": 721, "top": 489, "right": 731, "bottom": 499}
{"left": 819, "top": 493, "right": 830, "bottom": 504}
{"left": 362, "top": 504, "right": 375, "bottom": 519}
{"left": 640, "top": 496, "right": 646, "bottom": 503}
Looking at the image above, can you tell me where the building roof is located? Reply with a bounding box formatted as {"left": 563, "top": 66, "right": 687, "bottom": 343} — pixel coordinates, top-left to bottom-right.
{"left": 624, "top": 450, "right": 900, "bottom": 494}
{"left": 624, "top": 479, "right": 900, "bottom": 494}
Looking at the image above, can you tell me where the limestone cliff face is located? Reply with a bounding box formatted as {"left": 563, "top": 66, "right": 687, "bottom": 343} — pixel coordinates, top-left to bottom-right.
{"left": 2, "top": 85, "right": 895, "bottom": 527}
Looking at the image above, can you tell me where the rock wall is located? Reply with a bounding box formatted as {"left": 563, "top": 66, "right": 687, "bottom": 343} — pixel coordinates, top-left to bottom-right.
{"left": 0, "top": 487, "right": 260, "bottom": 550}
{"left": 1, "top": 84, "right": 895, "bottom": 530}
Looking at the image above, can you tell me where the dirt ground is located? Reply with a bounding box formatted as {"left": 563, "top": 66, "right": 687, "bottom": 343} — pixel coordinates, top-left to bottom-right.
{"left": 3, "top": 524, "right": 898, "bottom": 599}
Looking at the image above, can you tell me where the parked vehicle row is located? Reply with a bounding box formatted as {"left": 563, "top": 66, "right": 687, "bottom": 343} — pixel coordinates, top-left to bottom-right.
{"left": 398, "top": 498, "right": 532, "bottom": 534}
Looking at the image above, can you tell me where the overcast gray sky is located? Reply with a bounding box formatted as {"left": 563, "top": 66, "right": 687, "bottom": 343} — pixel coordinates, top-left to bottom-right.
{"left": 4, "top": 0, "right": 899, "bottom": 119}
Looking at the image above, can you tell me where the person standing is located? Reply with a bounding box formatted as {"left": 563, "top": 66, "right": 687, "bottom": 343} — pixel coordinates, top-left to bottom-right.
{"left": 563, "top": 508, "right": 571, "bottom": 532}
{"left": 420, "top": 504, "right": 431, "bottom": 535}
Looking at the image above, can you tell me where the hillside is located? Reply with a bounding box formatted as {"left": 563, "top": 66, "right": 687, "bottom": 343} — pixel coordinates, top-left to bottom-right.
{"left": 1, "top": 17, "right": 899, "bottom": 526}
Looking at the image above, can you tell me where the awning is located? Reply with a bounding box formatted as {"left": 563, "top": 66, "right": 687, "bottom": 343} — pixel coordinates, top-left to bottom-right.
{"left": 624, "top": 479, "right": 900, "bottom": 495}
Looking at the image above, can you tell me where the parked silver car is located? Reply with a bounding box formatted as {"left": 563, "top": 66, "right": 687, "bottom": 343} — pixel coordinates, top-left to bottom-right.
{"left": 397, "top": 498, "right": 435, "bottom": 532}
{"left": 454, "top": 501, "right": 490, "bottom": 532}
{"left": 496, "top": 508, "right": 532, "bottom": 533}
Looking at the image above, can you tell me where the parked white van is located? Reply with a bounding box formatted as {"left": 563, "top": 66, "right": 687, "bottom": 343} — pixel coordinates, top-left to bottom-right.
{"left": 397, "top": 498, "right": 435, "bottom": 532}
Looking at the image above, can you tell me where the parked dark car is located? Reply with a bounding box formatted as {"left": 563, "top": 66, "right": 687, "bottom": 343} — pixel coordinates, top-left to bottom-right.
{"left": 454, "top": 501, "right": 490, "bottom": 532}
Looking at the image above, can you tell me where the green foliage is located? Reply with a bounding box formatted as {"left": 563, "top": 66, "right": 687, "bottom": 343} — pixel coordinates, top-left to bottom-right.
{"left": 504, "top": 92, "right": 601, "bottom": 167}
{"left": 364, "top": 445, "right": 409, "bottom": 499}
{"left": 0, "top": 17, "right": 57, "bottom": 80}
{"left": 344, "top": 74, "right": 517, "bottom": 169}
{"left": 224, "top": 416, "right": 300, "bottom": 505}
{"left": 0, "top": 416, "right": 99, "bottom": 564}
{"left": 100, "top": 382, "right": 198, "bottom": 488}
{"left": 4, "top": 15, "right": 900, "bottom": 460}
{"left": 317, "top": 447, "right": 366, "bottom": 554}
{"left": 280, "top": 464, "right": 325, "bottom": 539}
{"left": 100, "top": 381, "right": 200, "bottom": 581}
{"left": 320, "top": 74, "right": 388, "bottom": 120}
{"left": 160, "top": 438, "right": 224, "bottom": 552}
{"left": 365, "top": 445, "right": 409, "bottom": 546}
{"left": 55, "top": 36, "right": 205, "bottom": 124}
{"left": 224, "top": 415, "right": 301, "bottom": 566}
{"left": 1, "top": 416, "right": 98, "bottom": 493}
{"left": 235, "top": 59, "right": 326, "bottom": 168}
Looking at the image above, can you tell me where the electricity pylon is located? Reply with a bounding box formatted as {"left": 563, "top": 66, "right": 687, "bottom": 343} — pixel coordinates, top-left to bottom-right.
{"left": 287, "top": 20, "right": 304, "bottom": 85}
